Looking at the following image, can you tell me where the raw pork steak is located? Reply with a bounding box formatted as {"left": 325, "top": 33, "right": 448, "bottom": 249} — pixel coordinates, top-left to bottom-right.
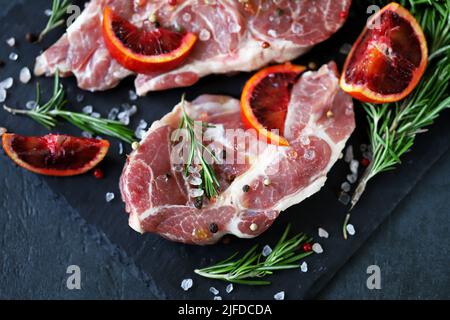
{"left": 120, "top": 62, "right": 355, "bottom": 245}
{"left": 35, "top": 0, "right": 351, "bottom": 94}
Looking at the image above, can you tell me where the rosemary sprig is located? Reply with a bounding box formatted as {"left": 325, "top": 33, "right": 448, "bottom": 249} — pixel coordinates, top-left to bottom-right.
{"left": 345, "top": 0, "right": 450, "bottom": 238}
{"left": 177, "top": 96, "right": 220, "bottom": 199}
{"left": 39, "top": 0, "right": 71, "bottom": 42}
{"left": 194, "top": 225, "right": 313, "bottom": 285}
{"left": 3, "top": 71, "right": 136, "bottom": 144}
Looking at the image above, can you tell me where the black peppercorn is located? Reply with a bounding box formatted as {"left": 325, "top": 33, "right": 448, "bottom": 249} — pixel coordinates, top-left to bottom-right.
{"left": 194, "top": 197, "right": 203, "bottom": 209}
{"left": 242, "top": 185, "right": 250, "bottom": 193}
{"left": 209, "top": 223, "right": 219, "bottom": 234}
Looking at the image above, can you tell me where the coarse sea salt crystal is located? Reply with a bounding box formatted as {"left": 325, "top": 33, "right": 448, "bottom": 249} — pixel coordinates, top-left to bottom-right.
{"left": 81, "top": 131, "right": 93, "bottom": 138}
{"left": 318, "top": 228, "right": 329, "bottom": 239}
{"left": 91, "top": 112, "right": 101, "bottom": 118}
{"left": 312, "top": 243, "right": 323, "bottom": 254}
{"left": 0, "top": 89, "right": 6, "bottom": 103}
{"left": 274, "top": 291, "right": 285, "bottom": 300}
{"left": 262, "top": 245, "right": 272, "bottom": 257}
{"left": 199, "top": 29, "right": 211, "bottom": 41}
{"left": 350, "top": 159, "right": 359, "bottom": 174}
{"left": 341, "top": 181, "right": 351, "bottom": 193}
{"left": 108, "top": 107, "right": 119, "bottom": 120}
{"left": 26, "top": 101, "right": 38, "bottom": 110}
{"left": 129, "top": 90, "right": 138, "bottom": 101}
{"left": 9, "top": 52, "right": 18, "bottom": 61}
{"left": 44, "top": 9, "right": 52, "bottom": 16}
{"left": 82, "top": 105, "right": 93, "bottom": 114}
{"left": 181, "top": 278, "right": 193, "bottom": 291}
{"left": 347, "top": 173, "right": 358, "bottom": 184}
{"left": 135, "top": 128, "right": 146, "bottom": 140}
{"left": 214, "top": 296, "right": 222, "bottom": 300}
{"left": 209, "top": 287, "right": 219, "bottom": 295}
{"left": 226, "top": 283, "right": 233, "bottom": 294}
{"left": 338, "top": 192, "right": 351, "bottom": 205}
{"left": 0, "top": 77, "right": 14, "bottom": 90}
{"left": 346, "top": 224, "right": 356, "bottom": 236}
{"left": 118, "top": 143, "right": 124, "bottom": 155}
{"left": 188, "top": 175, "right": 202, "bottom": 186}
{"left": 182, "top": 12, "right": 192, "bottom": 22}
{"left": 19, "top": 67, "right": 32, "bottom": 84}
{"left": 300, "top": 261, "right": 308, "bottom": 273}
{"left": 344, "top": 145, "right": 353, "bottom": 163}
{"left": 137, "top": 119, "right": 148, "bottom": 129}
{"left": 267, "top": 29, "right": 277, "bottom": 37}
{"left": 105, "top": 192, "right": 115, "bottom": 202}
{"left": 189, "top": 188, "right": 204, "bottom": 198}
{"left": 6, "top": 37, "right": 15, "bottom": 47}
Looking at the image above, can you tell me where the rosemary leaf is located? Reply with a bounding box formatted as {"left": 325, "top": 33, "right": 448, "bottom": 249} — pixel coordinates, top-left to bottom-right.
{"left": 39, "top": 0, "right": 71, "bottom": 41}
{"left": 194, "top": 225, "right": 313, "bottom": 285}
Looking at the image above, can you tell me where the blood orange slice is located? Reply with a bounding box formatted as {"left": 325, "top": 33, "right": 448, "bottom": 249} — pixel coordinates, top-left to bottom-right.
{"left": 241, "top": 63, "right": 306, "bottom": 146}
{"left": 340, "top": 2, "right": 428, "bottom": 103}
{"left": 102, "top": 6, "right": 197, "bottom": 74}
{"left": 2, "top": 134, "right": 110, "bottom": 176}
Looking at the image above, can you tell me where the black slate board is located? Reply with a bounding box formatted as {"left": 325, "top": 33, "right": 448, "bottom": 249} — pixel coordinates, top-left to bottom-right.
{"left": 1, "top": 0, "right": 449, "bottom": 300}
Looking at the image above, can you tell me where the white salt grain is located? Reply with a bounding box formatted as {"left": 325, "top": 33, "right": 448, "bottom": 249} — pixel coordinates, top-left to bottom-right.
{"left": 214, "top": 296, "right": 222, "bottom": 300}
{"left": 0, "top": 89, "right": 6, "bottom": 103}
{"left": 300, "top": 261, "right": 308, "bottom": 273}
{"left": 209, "top": 287, "right": 219, "bottom": 295}
{"left": 6, "top": 37, "right": 15, "bottom": 47}
{"left": 118, "top": 143, "right": 124, "bottom": 155}
{"left": 105, "top": 192, "right": 115, "bottom": 202}
{"left": 188, "top": 176, "right": 202, "bottom": 186}
{"left": 19, "top": 67, "right": 32, "bottom": 84}
{"left": 81, "top": 131, "right": 93, "bottom": 138}
{"left": 347, "top": 173, "right": 358, "bottom": 184}
{"left": 312, "top": 243, "right": 323, "bottom": 254}
{"left": 226, "top": 283, "right": 233, "bottom": 294}
{"left": 338, "top": 192, "right": 351, "bottom": 205}
{"left": 137, "top": 119, "right": 148, "bottom": 129}
{"left": 135, "top": 128, "right": 146, "bottom": 140}
{"left": 108, "top": 107, "right": 119, "bottom": 120}
{"left": 181, "top": 278, "right": 193, "bottom": 291}
{"left": 25, "top": 101, "right": 38, "bottom": 110}
{"left": 274, "top": 291, "right": 285, "bottom": 300}
{"left": 9, "top": 52, "right": 18, "bottom": 61}
{"left": 44, "top": 9, "right": 52, "bottom": 16}
{"left": 82, "top": 105, "right": 93, "bottom": 114}
{"left": 341, "top": 181, "right": 351, "bottom": 192}
{"left": 90, "top": 112, "right": 101, "bottom": 118}
{"left": 318, "top": 228, "right": 329, "bottom": 239}
{"left": 262, "top": 245, "right": 273, "bottom": 257}
{"left": 350, "top": 159, "right": 359, "bottom": 174}
{"left": 346, "top": 224, "right": 356, "bottom": 236}
{"left": 344, "top": 145, "right": 353, "bottom": 163}
{"left": 129, "top": 90, "right": 138, "bottom": 101}
{"left": 0, "top": 77, "right": 14, "bottom": 90}
{"left": 189, "top": 188, "right": 204, "bottom": 198}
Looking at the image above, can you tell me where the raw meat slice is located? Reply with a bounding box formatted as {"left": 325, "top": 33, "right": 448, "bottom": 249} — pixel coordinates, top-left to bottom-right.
{"left": 120, "top": 63, "right": 355, "bottom": 245}
{"left": 35, "top": 0, "right": 352, "bottom": 94}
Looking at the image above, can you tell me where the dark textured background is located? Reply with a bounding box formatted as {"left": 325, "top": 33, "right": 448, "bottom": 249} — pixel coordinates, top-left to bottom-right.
{"left": 0, "top": 0, "right": 449, "bottom": 300}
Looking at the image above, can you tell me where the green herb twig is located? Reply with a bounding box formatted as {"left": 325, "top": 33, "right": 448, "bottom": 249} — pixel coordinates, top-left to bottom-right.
{"left": 3, "top": 71, "right": 136, "bottom": 144}
{"left": 176, "top": 96, "right": 220, "bottom": 199}
{"left": 344, "top": 0, "right": 450, "bottom": 238}
{"left": 39, "top": 0, "right": 71, "bottom": 42}
{"left": 194, "top": 225, "right": 313, "bottom": 285}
